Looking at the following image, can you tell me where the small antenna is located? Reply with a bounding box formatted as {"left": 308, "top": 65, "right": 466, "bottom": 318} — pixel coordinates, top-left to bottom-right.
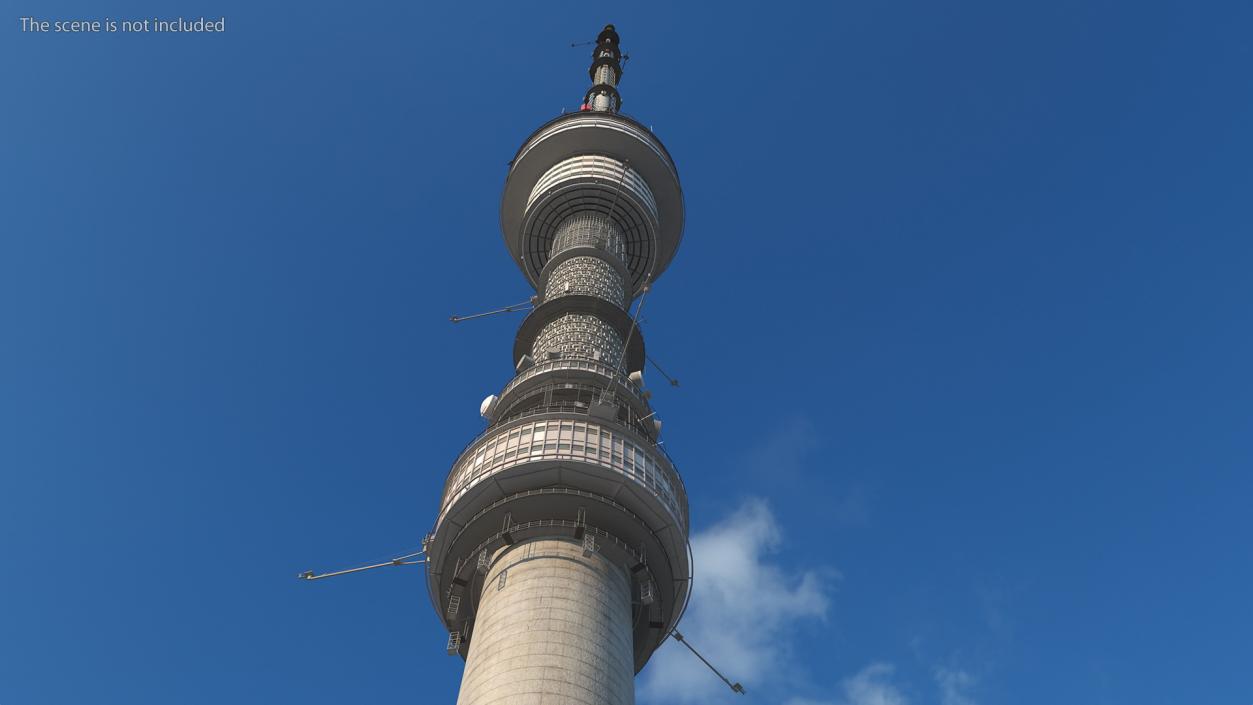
{"left": 299, "top": 549, "right": 426, "bottom": 581}
{"left": 671, "top": 630, "right": 746, "bottom": 694}
{"left": 570, "top": 39, "right": 596, "bottom": 48}
{"left": 450, "top": 299, "right": 535, "bottom": 323}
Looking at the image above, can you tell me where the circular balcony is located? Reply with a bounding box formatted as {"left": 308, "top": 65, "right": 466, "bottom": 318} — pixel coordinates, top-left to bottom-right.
{"left": 427, "top": 415, "right": 691, "bottom": 670}
{"left": 439, "top": 416, "right": 687, "bottom": 531}
{"left": 501, "top": 111, "right": 684, "bottom": 294}
{"left": 497, "top": 357, "right": 648, "bottom": 406}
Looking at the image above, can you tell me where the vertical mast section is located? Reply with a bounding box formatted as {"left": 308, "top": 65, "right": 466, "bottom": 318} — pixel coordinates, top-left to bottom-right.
{"left": 583, "top": 24, "right": 623, "bottom": 112}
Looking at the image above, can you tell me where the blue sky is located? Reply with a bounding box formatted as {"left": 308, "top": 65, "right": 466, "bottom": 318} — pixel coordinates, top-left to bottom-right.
{"left": 2, "top": 1, "right": 1251, "bottom": 703}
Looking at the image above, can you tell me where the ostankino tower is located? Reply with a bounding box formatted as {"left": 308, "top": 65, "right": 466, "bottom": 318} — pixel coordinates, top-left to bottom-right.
{"left": 424, "top": 24, "right": 691, "bottom": 705}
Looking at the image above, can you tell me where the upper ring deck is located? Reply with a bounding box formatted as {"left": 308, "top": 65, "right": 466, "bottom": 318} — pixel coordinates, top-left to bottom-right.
{"left": 500, "top": 111, "right": 685, "bottom": 295}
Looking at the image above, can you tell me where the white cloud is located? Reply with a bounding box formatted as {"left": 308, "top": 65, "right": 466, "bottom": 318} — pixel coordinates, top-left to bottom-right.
{"left": 638, "top": 498, "right": 834, "bottom": 703}
{"left": 782, "top": 663, "right": 910, "bottom": 705}
{"left": 934, "top": 667, "right": 978, "bottom": 705}
{"left": 837, "top": 663, "right": 909, "bottom": 705}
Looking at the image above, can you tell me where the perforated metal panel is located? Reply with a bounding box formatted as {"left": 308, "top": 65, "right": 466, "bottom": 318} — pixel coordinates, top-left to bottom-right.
{"left": 531, "top": 313, "right": 625, "bottom": 367}
{"left": 544, "top": 256, "right": 626, "bottom": 307}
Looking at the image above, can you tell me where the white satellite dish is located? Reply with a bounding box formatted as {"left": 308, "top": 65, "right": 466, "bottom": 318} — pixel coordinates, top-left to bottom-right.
{"left": 480, "top": 394, "right": 499, "bottom": 419}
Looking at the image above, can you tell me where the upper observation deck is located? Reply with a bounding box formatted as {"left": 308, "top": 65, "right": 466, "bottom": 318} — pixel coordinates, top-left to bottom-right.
{"left": 500, "top": 110, "right": 685, "bottom": 296}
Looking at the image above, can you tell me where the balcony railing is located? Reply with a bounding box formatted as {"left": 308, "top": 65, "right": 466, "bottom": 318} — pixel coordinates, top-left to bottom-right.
{"left": 498, "top": 357, "right": 647, "bottom": 404}
{"left": 439, "top": 416, "right": 688, "bottom": 533}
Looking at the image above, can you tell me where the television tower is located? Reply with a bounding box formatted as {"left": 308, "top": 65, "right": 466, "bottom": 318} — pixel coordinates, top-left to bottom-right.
{"left": 426, "top": 24, "right": 691, "bottom": 705}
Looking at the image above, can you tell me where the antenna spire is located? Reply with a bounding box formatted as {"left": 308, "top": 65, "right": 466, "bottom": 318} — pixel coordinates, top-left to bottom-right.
{"left": 581, "top": 24, "right": 623, "bottom": 112}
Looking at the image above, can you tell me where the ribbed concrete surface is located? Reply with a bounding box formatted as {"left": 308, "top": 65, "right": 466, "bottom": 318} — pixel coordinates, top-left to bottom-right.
{"left": 456, "top": 538, "right": 634, "bottom": 705}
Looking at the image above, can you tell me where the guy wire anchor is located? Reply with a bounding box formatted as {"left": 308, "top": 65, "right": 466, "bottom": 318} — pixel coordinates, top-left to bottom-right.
{"left": 298, "top": 548, "right": 426, "bottom": 581}
{"left": 449, "top": 298, "right": 536, "bottom": 323}
{"left": 671, "top": 630, "right": 746, "bottom": 695}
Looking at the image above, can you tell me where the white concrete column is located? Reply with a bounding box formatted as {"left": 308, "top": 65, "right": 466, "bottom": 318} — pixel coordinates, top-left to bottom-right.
{"left": 455, "top": 538, "right": 634, "bottom": 705}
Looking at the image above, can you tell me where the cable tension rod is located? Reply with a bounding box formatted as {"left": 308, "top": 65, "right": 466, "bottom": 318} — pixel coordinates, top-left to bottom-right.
{"left": 450, "top": 300, "right": 534, "bottom": 323}
{"left": 299, "top": 549, "right": 427, "bottom": 581}
{"left": 671, "top": 629, "right": 746, "bottom": 694}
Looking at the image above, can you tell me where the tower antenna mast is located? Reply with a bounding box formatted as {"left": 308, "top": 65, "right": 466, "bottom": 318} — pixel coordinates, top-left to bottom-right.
{"left": 306, "top": 24, "right": 702, "bottom": 702}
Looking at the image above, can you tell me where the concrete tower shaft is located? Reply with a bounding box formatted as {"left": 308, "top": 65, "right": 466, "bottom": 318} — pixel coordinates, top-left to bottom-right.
{"left": 427, "top": 25, "right": 688, "bottom": 704}
{"left": 455, "top": 539, "right": 635, "bottom": 705}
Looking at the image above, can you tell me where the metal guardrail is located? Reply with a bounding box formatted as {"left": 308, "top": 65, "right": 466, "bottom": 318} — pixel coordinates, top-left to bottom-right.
{"left": 440, "top": 417, "right": 688, "bottom": 532}
{"left": 498, "top": 357, "right": 647, "bottom": 403}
